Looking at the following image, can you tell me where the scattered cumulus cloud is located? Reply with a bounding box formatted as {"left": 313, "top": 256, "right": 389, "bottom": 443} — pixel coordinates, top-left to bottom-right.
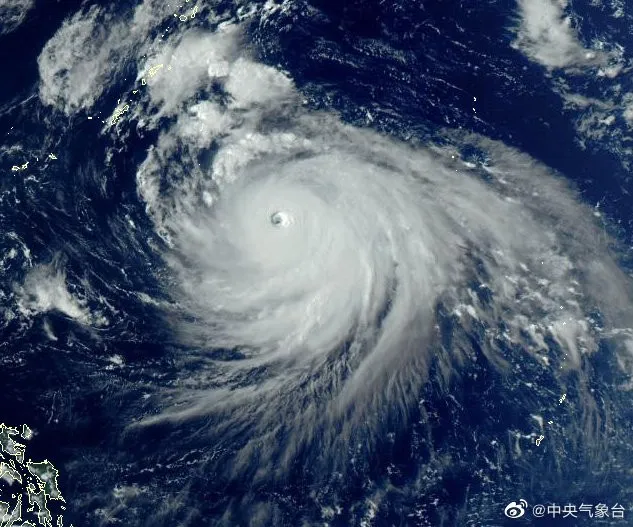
{"left": 0, "top": 0, "right": 34, "bottom": 35}
{"left": 512, "top": 0, "right": 633, "bottom": 163}
{"left": 16, "top": 264, "right": 93, "bottom": 323}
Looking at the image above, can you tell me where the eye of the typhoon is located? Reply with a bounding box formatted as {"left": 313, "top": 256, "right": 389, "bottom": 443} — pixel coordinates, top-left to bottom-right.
{"left": 270, "top": 210, "right": 291, "bottom": 227}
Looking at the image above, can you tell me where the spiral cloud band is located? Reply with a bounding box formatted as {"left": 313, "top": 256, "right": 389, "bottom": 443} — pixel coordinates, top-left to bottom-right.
{"left": 131, "top": 26, "right": 633, "bottom": 482}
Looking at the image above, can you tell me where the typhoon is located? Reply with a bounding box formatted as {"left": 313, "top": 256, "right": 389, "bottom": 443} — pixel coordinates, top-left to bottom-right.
{"left": 3, "top": 1, "right": 633, "bottom": 525}
{"left": 123, "top": 22, "right": 633, "bottom": 522}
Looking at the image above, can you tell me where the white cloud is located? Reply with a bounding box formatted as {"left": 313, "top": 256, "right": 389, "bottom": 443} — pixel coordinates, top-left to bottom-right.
{"left": 38, "top": 6, "right": 122, "bottom": 114}
{"left": 513, "top": 0, "right": 600, "bottom": 69}
{"left": 128, "top": 28, "right": 633, "bottom": 489}
{"left": 623, "top": 93, "right": 633, "bottom": 125}
{"left": 0, "top": 0, "right": 34, "bottom": 35}
{"left": 140, "top": 28, "right": 239, "bottom": 119}
{"left": 28, "top": 4, "right": 633, "bottom": 519}
{"left": 37, "top": 0, "right": 167, "bottom": 115}
{"left": 225, "top": 57, "right": 294, "bottom": 108}
{"left": 17, "top": 264, "right": 91, "bottom": 323}
{"left": 512, "top": 0, "right": 632, "bottom": 162}
{"left": 177, "top": 101, "right": 234, "bottom": 148}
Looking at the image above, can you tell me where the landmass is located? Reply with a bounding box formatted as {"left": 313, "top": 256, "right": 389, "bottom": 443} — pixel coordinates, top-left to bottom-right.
{"left": 0, "top": 424, "right": 72, "bottom": 527}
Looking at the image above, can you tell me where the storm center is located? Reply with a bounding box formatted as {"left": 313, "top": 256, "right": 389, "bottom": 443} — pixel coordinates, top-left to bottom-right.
{"left": 270, "top": 211, "right": 291, "bottom": 227}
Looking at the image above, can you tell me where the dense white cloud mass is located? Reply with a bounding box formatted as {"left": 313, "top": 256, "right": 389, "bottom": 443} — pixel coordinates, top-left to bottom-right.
{"left": 126, "top": 27, "right": 633, "bottom": 479}
{"left": 37, "top": 1, "right": 165, "bottom": 115}
{"left": 512, "top": 0, "right": 600, "bottom": 70}
{"left": 37, "top": 6, "right": 115, "bottom": 114}
{"left": 32, "top": 2, "right": 633, "bottom": 521}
